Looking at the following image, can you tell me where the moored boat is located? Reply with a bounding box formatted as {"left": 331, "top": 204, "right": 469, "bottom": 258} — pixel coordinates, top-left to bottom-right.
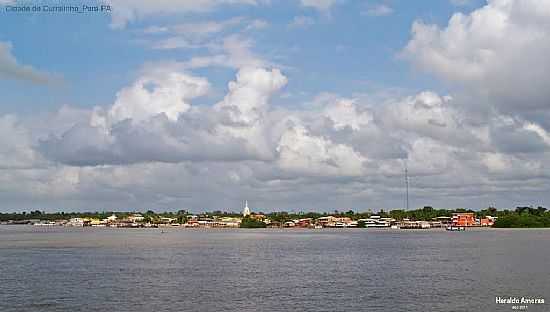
{"left": 446, "top": 226, "right": 465, "bottom": 231}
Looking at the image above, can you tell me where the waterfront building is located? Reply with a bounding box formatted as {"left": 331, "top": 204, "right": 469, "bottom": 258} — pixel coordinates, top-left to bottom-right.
{"left": 106, "top": 214, "right": 117, "bottom": 223}
{"left": 67, "top": 218, "right": 82, "bottom": 226}
{"left": 358, "top": 217, "right": 394, "bottom": 228}
{"left": 452, "top": 213, "right": 476, "bottom": 227}
{"left": 316, "top": 216, "right": 355, "bottom": 228}
{"left": 183, "top": 219, "right": 200, "bottom": 227}
{"left": 316, "top": 216, "right": 338, "bottom": 227}
{"left": 434, "top": 216, "right": 452, "bottom": 225}
{"left": 159, "top": 217, "right": 177, "bottom": 224}
{"left": 418, "top": 221, "right": 431, "bottom": 229}
{"left": 67, "top": 218, "right": 91, "bottom": 226}
{"left": 316, "top": 216, "right": 333, "bottom": 226}
{"left": 219, "top": 217, "right": 241, "bottom": 227}
{"left": 480, "top": 216, "right": 496, "bottom": 226}
{"left": 284, "top": 221, "right": 296, "bottom": 227}
{"left": 89, "top": 219, "right": 104, "bottom": 226}
{"left": 399, "top": 220, "right": 431, "bottom": 229}
{"left": 182, "top": 216, "right": 242, "bottom": 228}
{"left": 295, "top": 218, "right": 313, "bottom": 227}
{"left": 128, "top": 214, "right": 144, "bottom": 222}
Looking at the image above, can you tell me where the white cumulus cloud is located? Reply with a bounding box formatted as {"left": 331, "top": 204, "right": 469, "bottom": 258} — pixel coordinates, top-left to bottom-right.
{"left": 403, "top": 0, "right": 550, "bottom": 116}
{"left": 107, "top": 69, "right": 210, "bottom": 124}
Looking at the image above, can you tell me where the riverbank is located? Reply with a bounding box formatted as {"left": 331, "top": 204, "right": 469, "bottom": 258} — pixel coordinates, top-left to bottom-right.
{"left": 2, "top": 205, "right": 549, "bottom": 229}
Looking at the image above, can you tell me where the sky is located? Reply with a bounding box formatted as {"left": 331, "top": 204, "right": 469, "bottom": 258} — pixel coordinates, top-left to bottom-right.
{"left": 0, "top": 0, "right": 549, "bottom": 213}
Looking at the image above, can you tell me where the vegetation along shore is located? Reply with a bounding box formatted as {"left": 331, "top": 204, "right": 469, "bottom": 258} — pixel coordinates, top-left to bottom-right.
{"left": 1, "top": 206, "right": 549, "bottom": 229}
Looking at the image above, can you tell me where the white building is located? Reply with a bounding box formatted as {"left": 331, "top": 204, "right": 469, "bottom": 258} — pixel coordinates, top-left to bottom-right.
{"left": 106, "top": 214, "right": 117, "bottom": 222}
{"left": 128, "top": 214, "right": 144, "bottom": 222}
{"left": 68, "top": 218, "right": 85, "bottom": 226}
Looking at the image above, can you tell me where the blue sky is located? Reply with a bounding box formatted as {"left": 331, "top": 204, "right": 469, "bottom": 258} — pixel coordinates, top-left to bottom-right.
{"left": 1, "top": 0, "right": 483, "bottom": 114}
{"left": 1, "top": 0, "right": 549, "bottom": 212}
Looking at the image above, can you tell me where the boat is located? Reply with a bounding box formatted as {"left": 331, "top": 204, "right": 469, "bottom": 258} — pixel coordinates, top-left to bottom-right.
{"left": 359, "top": 217, "right": 393, "bottom": 228}
{"left": 446, "top": 226, "right": 465, "bottom": 231}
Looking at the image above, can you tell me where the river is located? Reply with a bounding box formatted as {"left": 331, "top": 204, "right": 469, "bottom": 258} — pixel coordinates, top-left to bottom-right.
{"left": 1, "top": 226, "right": 549, "bottom": 311}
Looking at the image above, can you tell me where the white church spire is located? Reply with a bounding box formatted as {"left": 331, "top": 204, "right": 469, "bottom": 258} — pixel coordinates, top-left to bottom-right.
{"left": 242, "top": 200, "right": 251, "bottom": 217}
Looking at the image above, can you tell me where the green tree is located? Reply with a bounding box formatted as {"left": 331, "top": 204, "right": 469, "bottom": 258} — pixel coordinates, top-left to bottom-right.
{"left": 240, "top": 217, "right": 267, "bottom": 228}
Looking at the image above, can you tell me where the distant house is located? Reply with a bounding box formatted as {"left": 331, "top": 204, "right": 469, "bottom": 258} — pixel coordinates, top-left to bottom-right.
{"left": 418, "top": 221, "right": 431, "bottom": 229}
{"left": 217, "top": 217, "right": 241, "bottom": 227}
{"left": 316, "top": 216, "right": 354, "bottom": 228}
{"left": 184, "top": 220, "right": 200, "bottom": 227}
{"left": 68, "top": 218, "right": 91, "bottom": 226}
{"left": 284, "top": 221, "right": 296, "bottom": 227}
{"left": 316, "top": 216, "right": 334, "bottom": 226}
{"left": 89, "top": 219, "right": 104, "bottom": 226}
{"left": 106, "top": 214, "right": 118, "bottom": 223}
{"left": 295, "top": 218, "right": 313, "bottom": 227}
{"left": 160, "top": 217, "right": 177, "bottom": 224}
{"left": 250, "top": 214, "right": 266, "bottom": 221}
{"left": 480, "top": 216, "right": 496, "bottom": 226}
{"left": 68, "top": 218, "right": 84, "bottom": 226}
{"left": 128, "top": 214, "right": 144, "bottom": 222}
{"left": 434, "top": 216, "right": 452, "bottom": 225}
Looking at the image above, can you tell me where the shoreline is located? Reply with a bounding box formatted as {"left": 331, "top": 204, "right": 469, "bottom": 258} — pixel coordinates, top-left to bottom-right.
{"left": 3, "top": 224, "right": 550, "bottom": 231}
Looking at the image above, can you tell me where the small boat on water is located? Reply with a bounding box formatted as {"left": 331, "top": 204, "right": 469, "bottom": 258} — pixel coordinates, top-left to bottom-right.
{"left": 446, "top": 226, "right": 465, "bottom": 231}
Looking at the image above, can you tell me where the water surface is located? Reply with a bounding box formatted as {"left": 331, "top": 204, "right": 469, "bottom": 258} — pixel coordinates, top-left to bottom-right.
{"left": 1, "top": 226, "right": 549, "bottom": 311}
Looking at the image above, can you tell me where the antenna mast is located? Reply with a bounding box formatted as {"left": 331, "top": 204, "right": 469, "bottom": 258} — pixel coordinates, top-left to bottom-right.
{"left": 405, "top": 161, "right": 409, "bottom": 211}
{"left": 404, "top": 100, "right": 410, "bottom": 211}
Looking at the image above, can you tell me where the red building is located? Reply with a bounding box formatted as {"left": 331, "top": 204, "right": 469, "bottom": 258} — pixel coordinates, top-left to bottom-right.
{"left": 452, "top": 213, "right": 476, "bottom": 227}
{"left": 296, "top": 218, "right": 313, "bottom": 227}
{"left": 480, "top": 216, "right": 496, "bottom": 227}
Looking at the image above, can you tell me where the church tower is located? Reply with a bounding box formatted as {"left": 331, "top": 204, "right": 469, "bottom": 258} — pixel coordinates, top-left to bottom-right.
{"left": 242, "top": 200, "right": 251, "bottom": 217}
